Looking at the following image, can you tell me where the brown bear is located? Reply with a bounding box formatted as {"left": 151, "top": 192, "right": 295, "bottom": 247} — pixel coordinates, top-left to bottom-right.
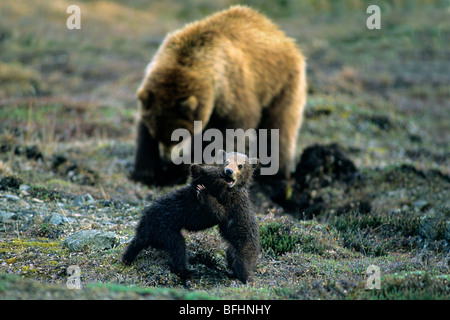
{"left": 122, "top": 152, "right": 260, "bottom": 283}
{"left": 131, "top": 5, "right": 306, "bottom": 186}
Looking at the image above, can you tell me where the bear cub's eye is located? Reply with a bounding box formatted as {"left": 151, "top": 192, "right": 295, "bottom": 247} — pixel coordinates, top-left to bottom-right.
{"left": 238, "top": 165, "right": 243, "bottom": 170}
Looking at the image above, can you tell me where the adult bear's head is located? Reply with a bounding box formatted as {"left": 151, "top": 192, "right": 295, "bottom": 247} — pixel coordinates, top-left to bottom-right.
{"left": 136, "top": 34, "right": 215, "bottom": 162}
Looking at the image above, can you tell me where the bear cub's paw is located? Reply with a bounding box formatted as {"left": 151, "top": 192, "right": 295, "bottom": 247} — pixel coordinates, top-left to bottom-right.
{"left": 196, "top": 184, "right": 207, "bottom": 203}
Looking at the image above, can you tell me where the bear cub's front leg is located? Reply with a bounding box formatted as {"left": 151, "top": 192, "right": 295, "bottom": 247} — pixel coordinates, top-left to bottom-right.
{"left": 196, "top": 184, "right": 227, "bottom": 222}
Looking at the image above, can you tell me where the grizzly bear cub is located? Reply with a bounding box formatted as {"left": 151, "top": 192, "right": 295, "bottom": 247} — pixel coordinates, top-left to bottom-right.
{"left": 122, "top": 152, "right": 260, "bottom": 283}
{"left": 121, "top": 164, "right": 226, "bottom": 277}
{"left": 203, "top": 150, "right": 261, "bottom": 283}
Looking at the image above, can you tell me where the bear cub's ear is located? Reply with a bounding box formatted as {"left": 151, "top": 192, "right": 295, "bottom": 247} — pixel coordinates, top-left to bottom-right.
{"left": 190, "top": 164, "right": 203, "bottom": 177}
{"left": 249, "top": 158, "right": 260, "bottom": 169}
{"left": 215, "top": 149, "right": 227, "bottom": 164}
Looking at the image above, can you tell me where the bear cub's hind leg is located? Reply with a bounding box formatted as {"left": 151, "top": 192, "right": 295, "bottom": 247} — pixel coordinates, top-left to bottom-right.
{"left": 121, "top": 237, "right": 147, "bottom": 265}
{"left": 165, "top": 231, "right": 192, "bottom": 278}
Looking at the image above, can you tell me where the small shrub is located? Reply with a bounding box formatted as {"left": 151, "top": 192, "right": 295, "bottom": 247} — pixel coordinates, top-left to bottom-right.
{"left": 260, "top": 221, "right": 299, "bottom": 256}
{"left": 328, "top": 211, "right": 387, "bottom": 256}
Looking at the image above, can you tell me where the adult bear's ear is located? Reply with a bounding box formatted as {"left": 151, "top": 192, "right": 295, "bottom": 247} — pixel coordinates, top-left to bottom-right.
{"left": 180, "top": 96, "right": 198, "bottom": 113}
{"left": 216, "top": 149, "right": 226, "bottom": 165}
{"left": 137, "top": 89, "right": 154, "bottom": 110}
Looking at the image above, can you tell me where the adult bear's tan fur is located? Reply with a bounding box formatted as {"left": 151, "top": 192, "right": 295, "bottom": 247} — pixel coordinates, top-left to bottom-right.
{"left": 133, "top": 5, "right": 306, "bottom": 184}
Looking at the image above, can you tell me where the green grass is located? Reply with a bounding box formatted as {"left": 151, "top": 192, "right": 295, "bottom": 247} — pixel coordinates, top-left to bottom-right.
{"left": 351, "top": 272, "right": 450, "bottom": 300}
{"left": 86, "top": 282, "right": 219, "bottom": 300}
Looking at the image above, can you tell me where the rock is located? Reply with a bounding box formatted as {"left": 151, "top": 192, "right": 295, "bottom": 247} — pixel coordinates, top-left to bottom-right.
{"left": 63, "top": 230, "right": 118, "bottom": 252}
{"left": 0, "top": 211, "right": 16, "bottom": 221}
{"left": 413, "top": 200, "right": 430, "bottom": 212}
{"left": 19, "top": 184, "right": 31, "bottom": 191}
{"left": 19, "top": 213, "right": 43, "bottom": 231}
{"left": 46, "top": 213, "right": 69, "bottom": 226}
{"left": 2, "top": 194, "right": 30, "bottom": 208}
{"left": 72, "top": 194, "right": 95, "bottom": 206}
{"left": 4, "top": 194, "right": 20, "bottom": 202}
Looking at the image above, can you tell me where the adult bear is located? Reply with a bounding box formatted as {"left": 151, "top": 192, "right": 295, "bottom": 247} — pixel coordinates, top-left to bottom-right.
{"left": 131, "top": 5, "right": 306, "bottom": 186}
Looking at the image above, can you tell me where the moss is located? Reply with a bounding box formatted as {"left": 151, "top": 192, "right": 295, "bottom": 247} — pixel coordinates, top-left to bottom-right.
{"left": 0, "top": 240, "right": 60, "bottom": 249}
{"left": 21, "top": 266, "right": 39, "bottom": 274}
{"left": 0, "top": 240, "right": 62, "bottom": 256}
{"left": 5, "top": 257, "right": 17, "bottom": 264}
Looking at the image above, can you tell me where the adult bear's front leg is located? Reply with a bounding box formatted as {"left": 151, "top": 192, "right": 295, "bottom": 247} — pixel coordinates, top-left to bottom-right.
{"left": 130, "top": 120, "right": 161, "bottom": 185}
{"left": 131, "top": 120, "right": 190, "bottom": 186}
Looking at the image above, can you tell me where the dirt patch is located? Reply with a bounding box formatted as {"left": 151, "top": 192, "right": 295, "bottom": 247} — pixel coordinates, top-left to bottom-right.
{"left": 294, "top": 143, "right": 358, "bottom": 191}
{"left": 51, "top": 154, "right": 99, "bottom": 186}
{"left": 0, "top": 175, "right": 23, "bottom": 191}
{"left": 280, "top": 143, "right": 368, "bottom": 219}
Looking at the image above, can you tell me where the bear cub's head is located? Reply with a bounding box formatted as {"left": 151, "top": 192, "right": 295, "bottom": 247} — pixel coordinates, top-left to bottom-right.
{"left": 216, "top": 150, "right": 259, "bottom": 190}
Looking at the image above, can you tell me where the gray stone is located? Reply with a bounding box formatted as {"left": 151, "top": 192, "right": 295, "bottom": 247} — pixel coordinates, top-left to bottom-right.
{"left": 72, "top": 193, "right": 95, "bottom": 206}
{"left": 19, "top": 184, "right": 31, "bottom": 191}
{"left": 63, "top": 230, "right": 118, "bottom": 252}
{"left": 19, "top": 213, "right": 43, "bottom": 231}
{"left": 46, "top": 213, "right": 69, "bottom": 226}
{"left": 413, "top": 200, "right": 429, "bottom": 212}
{"left": 0, "top": 211, "right": 16, "bottom": 221}
{"left": 4, "top": 194, "right": 20, "bottom": 202}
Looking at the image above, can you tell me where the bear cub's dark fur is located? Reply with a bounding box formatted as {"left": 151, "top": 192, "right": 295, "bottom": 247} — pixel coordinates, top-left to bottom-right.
{"left": 122, "top": 152, "right": 260, "bottom": 283}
